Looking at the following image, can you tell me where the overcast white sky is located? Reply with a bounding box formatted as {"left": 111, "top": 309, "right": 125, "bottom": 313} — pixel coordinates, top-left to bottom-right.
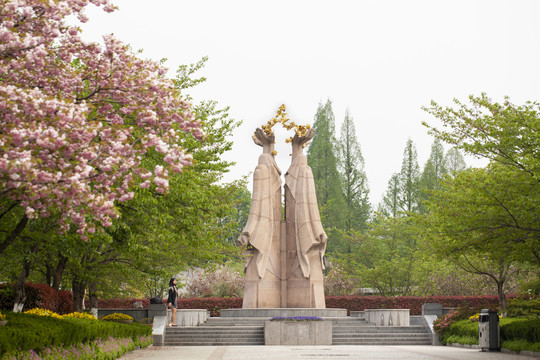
{"left": 80, "top": 0, "right": 540, "bottom": 206}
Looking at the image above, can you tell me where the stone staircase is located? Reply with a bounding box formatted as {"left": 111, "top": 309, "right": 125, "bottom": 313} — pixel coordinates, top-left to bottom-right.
{"left": 164, "top": 317, "right": 264, "bottom": 346}
{"left": 164, "top": 316, "right": 431, "bottom": 346}
{"left": 332, "top": 317, "right": 431, "bottom": 345}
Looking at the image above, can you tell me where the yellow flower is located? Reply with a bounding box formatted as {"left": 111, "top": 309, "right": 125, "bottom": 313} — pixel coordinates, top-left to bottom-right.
{"left": 102, "top": 313, "right": 133, "bottom": 321}
{"left": 63, "top": 312, "right": 97, "bottom": 320}
{"left": 24, "top": 308, "right": 63, "bottom": 319}
{"left": 0, "top": 313, "right": 6, "bottom": 321}
{"left": 271, "top": 150, "right": 277, "bottom": 156}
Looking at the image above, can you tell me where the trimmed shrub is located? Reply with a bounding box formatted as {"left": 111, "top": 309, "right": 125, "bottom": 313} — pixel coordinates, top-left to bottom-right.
{"left": 507, "top": 297, "right": 540, "bottom": 318}
{"left": 500, "top": 318, "right": 540, "bottom": 343}
{"left": 0, "top": 311, "right": 151, "bottom": 357}
{"left": 439, "top": 319, "right": 479, "bottom": 345}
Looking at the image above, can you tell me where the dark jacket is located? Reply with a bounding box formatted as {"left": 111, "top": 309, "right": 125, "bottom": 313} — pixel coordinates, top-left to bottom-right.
{"left": 167, "top": 286, "right": 178, "bottom": 307}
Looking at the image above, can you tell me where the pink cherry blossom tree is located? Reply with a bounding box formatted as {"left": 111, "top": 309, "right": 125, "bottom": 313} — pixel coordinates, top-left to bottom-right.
{"left": 0, "top": 0, "right": 203, "bottom": 253}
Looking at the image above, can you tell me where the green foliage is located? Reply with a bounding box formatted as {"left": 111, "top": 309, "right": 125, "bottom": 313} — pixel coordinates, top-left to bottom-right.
{"left": 3, "top": 58, "right": 248, "bottom": 303}
{"left": 418, "top": 139, "right": 447, "bottom": 213}
{"left": 423, "top": 94, "right": 540, "bottom": 267}
{"left": 507, "top": 297, "right": 540, "bottom": 318}
{"left": 399, "top": 139, "right": 421, "bottom": 214}
{"left": 434, "top": 305, "right": 476, "bottom": 336}
{"left": 306, "top": 100, "right": 346, "bottom": 252}
{"left": 336, "top": 109, "right": 371, "bottom": 233}
{"left": 521, "top": 277, "right": 540, "bottom": 295}
{"left": 436, "top": 316, "right": 540, "bottom": 351}
{"left": 501, "top": 339, "right": 540, "bottom": 353}
{"left": 339, "top": 215, "right": 420, "bottom": 296}
{"left": 500, "top": 318, "right": 540, "bottom": 343}
{"left": 0, "top": 312, "right": 150, "bottom": 357}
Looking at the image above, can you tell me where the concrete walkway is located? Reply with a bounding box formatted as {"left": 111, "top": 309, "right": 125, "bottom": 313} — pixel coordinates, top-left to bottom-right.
{"left": 120, "top": 345, "right": 538, "bottom": 360}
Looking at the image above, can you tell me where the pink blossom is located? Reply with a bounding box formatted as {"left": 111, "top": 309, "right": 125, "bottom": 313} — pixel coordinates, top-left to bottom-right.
{"left": 0, "top": 0, "right": 203, "bottom": 237}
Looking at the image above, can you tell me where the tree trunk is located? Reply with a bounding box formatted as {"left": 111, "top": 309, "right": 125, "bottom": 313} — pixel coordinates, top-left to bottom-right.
{"left": 13, "top": 258, "right": 32, "bottom": 312}
{"left": 497, "top": 280, "right": 507, "bottom": 316}
{"left": 88, "top": 281, "right": 99, "bottom": 318}
{"left": 0, "top": 214, "right": 28, "bottom": 254}
{"left": 52, "top": 254, "right": 68, "bottom": 291}
{"left": 45, "top": 262, "right": 53, "bottom": 287}
{"left": 72, "top": 278, "right": 86, "bottom": 313}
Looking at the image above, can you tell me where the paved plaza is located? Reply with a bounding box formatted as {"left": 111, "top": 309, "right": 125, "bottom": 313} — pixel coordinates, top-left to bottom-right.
{"left": 120, "top": 345, "right": 537, "bottom": 360}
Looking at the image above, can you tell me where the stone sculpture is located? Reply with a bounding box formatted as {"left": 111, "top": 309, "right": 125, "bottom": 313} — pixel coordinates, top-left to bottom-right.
{"left": 238, "top": 129, "right": 282, "bottom": 308}
{"left": 239, "top": 106, "right": 327, "bottom": 308}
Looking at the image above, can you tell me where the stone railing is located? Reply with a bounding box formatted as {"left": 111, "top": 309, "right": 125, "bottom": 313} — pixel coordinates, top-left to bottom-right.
{"left": 167, "top": 309, "right": 208, "bottom": 326}
{"left": 364, "top": 309, "right": 410, "bottom": 326}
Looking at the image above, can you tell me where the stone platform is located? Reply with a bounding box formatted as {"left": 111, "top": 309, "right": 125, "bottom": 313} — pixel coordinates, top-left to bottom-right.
{"left": 220, "top": 308, "right": 347, "bottom": 318}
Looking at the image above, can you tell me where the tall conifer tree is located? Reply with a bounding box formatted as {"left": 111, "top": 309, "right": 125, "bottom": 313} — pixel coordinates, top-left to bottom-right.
{"left": 337, "top": 109, "right": 370, "bottom": 231}
{"left": 379, "top": 173, "right": 401, "bottom": 218}
{"left": 399, "top": 139, "right": 421, "bottom": 214}
{"left": 306, "top": 100, "right": 345, "bottom": 251}
{"left": 419, "top": 139, "right": 447, "bottom": 213}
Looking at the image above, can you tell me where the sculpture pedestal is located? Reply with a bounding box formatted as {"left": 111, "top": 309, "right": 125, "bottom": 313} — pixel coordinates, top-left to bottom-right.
{"left": 264, "top": 321, "right": 332, "bottom": 345}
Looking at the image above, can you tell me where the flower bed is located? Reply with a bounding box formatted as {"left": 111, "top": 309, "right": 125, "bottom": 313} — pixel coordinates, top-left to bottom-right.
{"left": 0, "top": 311, "right": 151, "bottom": 358}
{"left": 270, "top": 316, "right": 322, "bottom": 321}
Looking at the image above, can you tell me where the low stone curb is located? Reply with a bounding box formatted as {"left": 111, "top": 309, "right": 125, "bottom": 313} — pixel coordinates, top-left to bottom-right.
{"left": 447, "top": 343, "right": 540, "bottom": 357}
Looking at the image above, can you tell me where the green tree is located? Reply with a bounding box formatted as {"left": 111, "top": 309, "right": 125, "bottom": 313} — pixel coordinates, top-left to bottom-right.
{"left": 444, "top": 147, "right": 467, "bottom": 176}
{"left": 419, "top": 139, "right": 447, "bottom": 213}
{"left": 399, "top": 139, "right": 421, "bottom": 214}
{"left": 378, "top": 173, "right": 401, "bottom": 218}
{"left": 306, "top": 100, "right": 346, "bottom": 252}
{"left": 342, "top": 215, "right": 419, "bottom": 296}
{"left": 336, "top": 109, "right": 371, "bottom": 232}
{"left": 423, "top": 94, "right": 540, "bottom": 266}
{"left": 0, "top": 58, "right": 247, "bottom": 309}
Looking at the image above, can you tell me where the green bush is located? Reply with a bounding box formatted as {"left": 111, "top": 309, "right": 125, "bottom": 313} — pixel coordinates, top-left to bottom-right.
{"left": 0, "top": 312, "right": 151, "bottom": 357}
{"left": 500, "top": 318, "right": 540, "bottom": 343}
{"left": 437, "top": 316, "right": 540, "bottom": 353}
{"left": 507, "top": 297, "right": 540, "bottom": 318}
{"left": 439, "top": 319, "right": 479, "bottom": 345}
{"left": 502, "top": 339, "right": 540, "bottom": 353}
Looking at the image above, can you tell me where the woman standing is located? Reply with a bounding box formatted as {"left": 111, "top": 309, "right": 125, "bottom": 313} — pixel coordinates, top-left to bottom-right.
{"left": 167, "top": 278, "right": 179, "bottom": 327}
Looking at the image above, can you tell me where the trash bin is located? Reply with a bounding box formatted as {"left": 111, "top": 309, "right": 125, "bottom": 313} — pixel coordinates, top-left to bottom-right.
{"left": 478, "top": 309, "right": 500, "bottom": 352}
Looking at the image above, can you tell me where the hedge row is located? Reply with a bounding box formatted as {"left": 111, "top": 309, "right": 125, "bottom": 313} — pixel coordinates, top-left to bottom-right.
{"left": 325, "top": 295, "right": 510, "bottom": 315}
{"left": 95, "top": 295, "right": 508, "bottom": 316}
{"left": 0, "top": 283, "right": 72, "bottom": 314}
{"left": 501, "top": 318, "right": 540, "bottom": 344}
{"left": 441, "top": 317, "right": 540, "bottom": 346}
{"left": 0, "top": 282, "right": 515, "bottom": 316}
{"left": 0, "top": 312, "right": 151, "bottom": 357}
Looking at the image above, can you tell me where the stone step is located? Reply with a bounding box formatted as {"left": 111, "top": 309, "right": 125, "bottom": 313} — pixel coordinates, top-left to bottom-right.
{"left": 165, "top": 341, "right": 264, "bottom": 346}
{"left": 167, "top": 332, "right": 263, "bottom": 337}
{"left": 334, "top": 326, "right": 427, "bottom": 333}
{"left": 334, "top": 332, "right": 430, "bottom": 338}
{"left": 163, "top": 316, "right": 431, "bottom": 347}
{"left": 332, "top": 338, "right": 432, "bottom": 345}
{"left": 166, "top": 329, "right": 263, "bottom": 333}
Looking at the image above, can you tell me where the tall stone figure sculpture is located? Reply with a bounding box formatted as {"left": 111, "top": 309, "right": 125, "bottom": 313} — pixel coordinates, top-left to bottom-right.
{"left": 284, "top": 129, "right": 327, "bottom": 308}
{"left": 238, "top": 128, "right": 283, "bottom": 308}
{"left": 239, "top": 106, "right": 327, "bottom": 308}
